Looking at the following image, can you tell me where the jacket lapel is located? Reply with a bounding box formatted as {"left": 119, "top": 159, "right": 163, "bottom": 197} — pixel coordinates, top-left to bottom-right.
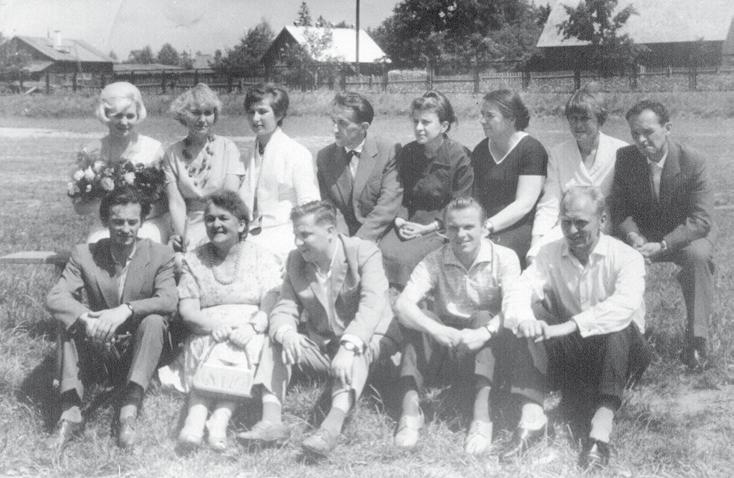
{"left": 332, "top": 147, "right": 354, "bottom": 207}
{"left": 92, "top": 240, "right": 121, "bottom": 309}
{"left": 121, "top": 240, "right": 150, "bottom": 303}
{"left": 659, "top": 140, "right": 681, "bottom": 206}
{"left": 329, "top": 238, "right": 348, "bottom": 304}
{"left": 351, "top": 136, "right": 377, "bottom": 207}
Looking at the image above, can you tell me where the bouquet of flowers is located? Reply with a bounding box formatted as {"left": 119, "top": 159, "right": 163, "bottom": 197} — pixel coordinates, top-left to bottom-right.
{"left": 67, "top": 149, "right": 166, "bottom": 205}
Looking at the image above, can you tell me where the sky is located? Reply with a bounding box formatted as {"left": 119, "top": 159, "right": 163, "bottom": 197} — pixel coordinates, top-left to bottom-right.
{"left": 0, "top": 0, "right": 402, "bottom": 58}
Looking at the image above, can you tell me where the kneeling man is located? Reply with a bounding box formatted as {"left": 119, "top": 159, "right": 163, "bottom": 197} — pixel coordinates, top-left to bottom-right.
{"left": 393, "top": 197, "right": 521, "bottom": 455}
{"left": 46, "top": 186, "right": 177, "bottom": 449}
{"left": 238, "top": 200, "right": 399, "bottom": 456}
{"left": 502, "top": 186, "right": 651, "bottom": 469}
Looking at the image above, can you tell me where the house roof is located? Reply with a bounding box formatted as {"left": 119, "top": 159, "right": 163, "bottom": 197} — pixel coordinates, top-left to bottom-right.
{"left": 15, "top": 35, "right": 114, "bottom": 63}
{"left": 272, "top": 26, "right": 390, "bottom": 63}
{"left": 537, "top": 0, "right": 734, "bottom": 47}
{"left": 192, "top": 53, "right": 214, "bottom": 69}
{"left": 114, "top": 63, "right": 184, "bottom": 72}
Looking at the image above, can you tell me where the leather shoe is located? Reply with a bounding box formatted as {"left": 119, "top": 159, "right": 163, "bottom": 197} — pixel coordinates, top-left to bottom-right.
{"left": 301, "top": 427, "right": 340, "bottom": 457}
{"left": 117, "top": 416, "right": 137, "bottom": 449}
{"left": 499, "top": 424, "right": 550, "bottom": 463}
{"left": 579, "top": 438, "right": 610, "bottom": 470}
{"left": 45, "top": 420, "right": 83, "bottom": 451}
{"left": 236, "top": 420, "right": 290, "bottom": 444}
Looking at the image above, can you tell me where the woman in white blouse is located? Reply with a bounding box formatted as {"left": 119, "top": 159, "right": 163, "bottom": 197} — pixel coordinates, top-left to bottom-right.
{"left": 529, "top": 84, "right": 628, "bottom": 258}
{"left": 239, "top": 83, "right": 320, "bottom": 261}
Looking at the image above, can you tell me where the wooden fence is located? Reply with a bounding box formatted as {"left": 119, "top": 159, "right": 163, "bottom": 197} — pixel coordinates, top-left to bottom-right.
{"left": 4, "top": 64, "right": 734, "bottom": 95}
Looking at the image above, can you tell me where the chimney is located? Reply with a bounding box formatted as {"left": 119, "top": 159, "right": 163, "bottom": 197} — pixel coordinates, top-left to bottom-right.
{"left": 53, "top": 30, "right": 63, "bottom": 50}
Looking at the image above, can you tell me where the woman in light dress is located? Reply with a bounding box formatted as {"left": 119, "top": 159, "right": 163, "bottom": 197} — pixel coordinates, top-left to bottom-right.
{"left": 158, "top": 191, "right": 282, "bottom": 452}
{"left": 528, "top": 84, "right": 628, "bottom": 258}
{"left": 164, "top": 83, "right": 245, "bottom": 252}
{"left": 73, "top": 82, "right": 167, "bottom": 243}
{"left": 239, "top": 83, "right": 320, "bottom": 262}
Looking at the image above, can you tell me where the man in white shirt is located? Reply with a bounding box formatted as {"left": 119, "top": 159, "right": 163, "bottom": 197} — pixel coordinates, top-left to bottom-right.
{"left": 501, "top": 186, "right": 651, "bottom": 470}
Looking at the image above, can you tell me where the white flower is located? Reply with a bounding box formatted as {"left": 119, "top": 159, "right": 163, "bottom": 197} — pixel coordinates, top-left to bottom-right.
{"left": 92, "top": 160, "right": 106, "bottom": 173}
{"left": 123, "top": 172, "right": 136, "bottom": 185}
{"left": 83, "top": 167, "right": 95, "bottom": 181}
{"left": 100, "top": 177, "right": 115, "bottom": 191}
{"left": 72, "top": 169, "right": 85, "bottom": 181}
{"left": 67, "top": 182, "right": 80, "bottom": 195}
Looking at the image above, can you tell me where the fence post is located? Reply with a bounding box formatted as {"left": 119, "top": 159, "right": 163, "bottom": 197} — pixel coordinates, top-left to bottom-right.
{"left": 161, "top": 70, "right": 167, "bottom": 94}
{"left": 18, "top": 69, "right": 24, "bottom": 92}
{"left": 72, "top": 71, "right": 78, "bottom": 92}
{"left": 688, "top": 63, "right": 697, "bottom": 90}
{"left": 382, "top": 65, "right": 388, "bottom": 92}
{"left": 629, "top": 64, "right": 638, "bottom": 90}
{"left": 130, "top": 70, "right": 135, "bottom": 86}
{"left": 522, "top": 69, "right": 531, "bottom": 91}
{"left": 473, "top": 64, "right": 480, "bottom": 94}
{"left": 100, "top": 73, "right": 106, "bottom": 89}
{"left": 573, "top": 69, "right": 581, "bottom": 90}
{"left": 227, "top": 72, "right": 233, "bottom": 93}
{"left": 45, "top": 71, "right": 51, "bottom": 94}
{"left": 426, "top": 62, "right": 434, "bottom": 90}
{"left": 194, "top": 69, "right": 199, "bottom": 85}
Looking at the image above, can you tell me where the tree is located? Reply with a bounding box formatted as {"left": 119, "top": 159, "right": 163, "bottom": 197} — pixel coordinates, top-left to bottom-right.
{"left": 157, "top": 43, "right": 180, "bottom": 66}
{"left": 179, "top": 50, "right": 194, "bottom": 69}
{"left": 214, "top": 19, "right": 275, "bottom": 73}
{"left": 127, "top": 45, "right": 155, "bottom": 64}
{"left": 373, "top": 0, "right": 545, "bottom": 71}
{"left": 294, "top": 2, "right": 312, "bottom": 26}
{"left": 108, "top": 50, "right": 118, "bottom": 61}
{"left": 557, "top": 0, "right": 646, "bottom": 76}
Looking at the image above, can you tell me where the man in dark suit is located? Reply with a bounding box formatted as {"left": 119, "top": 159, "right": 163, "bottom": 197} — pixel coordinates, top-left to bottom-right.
{"left": 46, "top": 186, "right": 177, "bottom": 449}
{"left": 317, "top": 92, "right": 403, "bottom": 242}
{"left": 238, "top": 201, "right": 399, "bottom": 456}
{"left": 610, "top": 99, "right": 715, "bottom": 370}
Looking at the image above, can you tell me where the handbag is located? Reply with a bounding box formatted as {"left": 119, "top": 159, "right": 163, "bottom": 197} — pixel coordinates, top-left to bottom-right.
{"left": 191, "top": 341, "right": 254, "bottom": 399}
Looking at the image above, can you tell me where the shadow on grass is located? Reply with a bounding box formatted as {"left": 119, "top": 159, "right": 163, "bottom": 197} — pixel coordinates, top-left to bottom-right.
{"left": 16, "top": 353, "right": 58, "bottom": 430}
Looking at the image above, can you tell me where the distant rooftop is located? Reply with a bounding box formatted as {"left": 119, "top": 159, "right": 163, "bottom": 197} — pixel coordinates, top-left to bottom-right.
{"left": 276, "top": 26, "right": 390, "bottom": 63}
{"left": 15, "top": 35, "right": 113, "bottom": 63}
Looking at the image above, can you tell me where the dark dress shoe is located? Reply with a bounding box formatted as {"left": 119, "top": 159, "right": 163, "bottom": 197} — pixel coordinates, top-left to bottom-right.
{"left": 499, "top": 424, "right": 549, "bottom": 462}
{"left": 579, "top": 438, "right": 610, "bottom": 470}
{"left": 45, "top": 420, "right": 83, "bottom": 451}
{"left": 117, "top": 416, "right": 137, "bottom": 449}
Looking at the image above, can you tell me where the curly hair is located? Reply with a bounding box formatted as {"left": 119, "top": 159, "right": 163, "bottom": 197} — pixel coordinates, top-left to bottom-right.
{"left": 169, "top": 83, "right": 223, "bottom": 127}
{"left": 99, "top": 185, "right": 151, "bottom": 225}
{"left": 204, "top": 190, "right": 251, "bottom": 240}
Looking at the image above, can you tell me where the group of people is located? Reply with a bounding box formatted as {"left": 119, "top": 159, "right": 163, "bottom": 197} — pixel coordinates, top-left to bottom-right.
{"left": 43, "top": 80, "right": 715, "bottom": 471}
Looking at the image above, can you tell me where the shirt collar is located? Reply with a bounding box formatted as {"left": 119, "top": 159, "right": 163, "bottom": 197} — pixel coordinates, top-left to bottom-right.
{"left": 110, "top": 240, "right": 137, "bottom": 267}
{"left": 344, "top": 137, "right": 366, "bottom": 155}
{"left": 444, "top": 239, "right": 494, "bottom": 270}
{"left": 647, "top": 150, "right": 668, "bottom": 169}
{"left": 561, "top": 233, "right": 610, "bottom": 260}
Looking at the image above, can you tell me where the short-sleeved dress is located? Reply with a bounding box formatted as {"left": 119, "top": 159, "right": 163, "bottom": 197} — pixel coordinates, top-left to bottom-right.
{"left": 157, "top": 240, "right": 282, "bottom": 394}
{"left": 471, "top": 134, "right": 547, "bottom": 264}
{"left": 379, "top": 136, "right": 474, "bottom": 286}
{"left": 74, "top": 134, "right": 167, "bottom": 244}
{"left": 163, "top": 135, "right": 245, "bottom": 249}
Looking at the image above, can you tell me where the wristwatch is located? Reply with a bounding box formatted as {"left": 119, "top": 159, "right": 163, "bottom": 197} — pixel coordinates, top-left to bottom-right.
{"left": 660, "top": 240, "right": 668, "bottom": 252}
{"left": 123, "top": 302, "right": 134, "bottom": 317}
{"left": 340, "top": 340, "right": 361, "bottom": 354}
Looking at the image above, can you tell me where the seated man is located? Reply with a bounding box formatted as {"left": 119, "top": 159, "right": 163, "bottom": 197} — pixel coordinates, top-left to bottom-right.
{"left": 502, "top": 186, "right": 651, "bottom": 470}
{"left": 45, "top": 186, "right": 177, "bottom": 450}
{"left": 611, "top": 99, "right": 715, "bottom": 370}
{"left": 393, "top": 197, "right": 521, "bottom": 455}
{"left": 237, "top": 200, "right": 399, "bottom": 456}
{"left": 317, "top": 91, "right": 403, "bottom": 241}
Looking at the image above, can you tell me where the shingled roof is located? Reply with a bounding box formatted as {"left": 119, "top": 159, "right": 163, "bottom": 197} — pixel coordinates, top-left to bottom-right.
{"left": 269, "top": 26, "right": 390, "bottom": 63}
{"left": 15, "top": 35, "right": 114, "bottom": 63}
{"left": 537, "top": 0, "right": 734, "bottom": 48}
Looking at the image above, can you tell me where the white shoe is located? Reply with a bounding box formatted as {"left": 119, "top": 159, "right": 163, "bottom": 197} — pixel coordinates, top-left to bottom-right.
{"left": 394, "top": 412, "right": 424, "bottom": 449}
{"left": 464, "top": 420, "right": 493, "bottom": 455}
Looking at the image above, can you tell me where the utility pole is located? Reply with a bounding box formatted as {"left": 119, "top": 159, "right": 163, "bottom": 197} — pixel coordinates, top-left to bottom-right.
{"left": 355, "top": 0, "right": 360, "bottom": 75}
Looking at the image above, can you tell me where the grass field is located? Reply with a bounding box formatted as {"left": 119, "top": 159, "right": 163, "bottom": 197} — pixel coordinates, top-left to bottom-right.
{"left": 0, "top": 112, "right": 733, "bottom": 477}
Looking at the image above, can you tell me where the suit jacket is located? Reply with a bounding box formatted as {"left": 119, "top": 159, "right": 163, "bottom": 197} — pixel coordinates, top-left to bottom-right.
{"left": 269, "top": 234, "right": 396, "bottom": 347}
{"left": 317, "top": 135, "right": 402, "bottom": 241}
{"left": 46, "top": 238, "right": 178, "bottom": 330}
{"left": 610, "top": 140, "right": 714, "bottom": 251}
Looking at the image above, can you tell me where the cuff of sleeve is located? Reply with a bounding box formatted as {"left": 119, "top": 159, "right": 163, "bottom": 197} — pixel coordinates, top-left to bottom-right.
{"left": 571, "top": 314, "right": 593, "bottom": 338}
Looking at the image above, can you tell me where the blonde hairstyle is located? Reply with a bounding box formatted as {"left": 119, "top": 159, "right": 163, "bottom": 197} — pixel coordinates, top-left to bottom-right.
{"left": 169, "top": 83, "right": 223, "bottom": 126}
{"left": 95, "top": 82, "right": 147, "bottom": 125}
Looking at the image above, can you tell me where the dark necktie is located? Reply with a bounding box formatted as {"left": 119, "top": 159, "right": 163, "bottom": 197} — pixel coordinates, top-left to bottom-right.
{"left": 346, "top": 150, "right": 360, "bottom": 163}
{"left": 257, "top": 141, "right": 265, "bottom": 156}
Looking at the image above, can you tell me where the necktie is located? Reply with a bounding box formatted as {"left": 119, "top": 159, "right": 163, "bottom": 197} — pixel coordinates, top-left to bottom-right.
{"left": 346, "top": 150, "right": 360, "bottom": 163}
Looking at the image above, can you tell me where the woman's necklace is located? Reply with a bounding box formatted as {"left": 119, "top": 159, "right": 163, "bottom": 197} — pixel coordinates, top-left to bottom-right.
{"left": 183, "top": 135, "right": 215, "bottom": 188}
{"left": 205, "top": 242, "right": 241, "bottom": 285}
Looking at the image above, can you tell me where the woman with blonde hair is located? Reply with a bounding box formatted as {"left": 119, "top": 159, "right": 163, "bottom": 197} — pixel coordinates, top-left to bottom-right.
{"left": 164, "top": 83, "right": 245, "bottom": 252}
{"left": 72, "top": 81, "right": 167, "bottom": 243}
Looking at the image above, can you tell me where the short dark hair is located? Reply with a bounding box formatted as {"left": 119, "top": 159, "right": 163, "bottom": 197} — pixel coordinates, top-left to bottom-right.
{"left": 410, "top": 90, "right": 457, "bottom": 131}
{"left": 482, "top": 89, "right": 530, "bottom": 131}
{"left": 625, "top": 99, "right": 670, "bottom": 125}
{"left": 333, "top": 91, "right": 374, "bottom": 124}
{"left": 99, "top": 186, "right": 150, "bottom": 225}
{"left": 565, "top": 83, "right": 608, "bottom": 126}
{"left": 290, "top": 200, "right": 337, "bottom": 227}
{"left": 244, "top": 83, "right": 290, "bottom": 126}
{"left": 204, "top": 190, "right": 251, "bottom": 240}
{"left": 444, "top": 197, "right": 487, "bottom": 224}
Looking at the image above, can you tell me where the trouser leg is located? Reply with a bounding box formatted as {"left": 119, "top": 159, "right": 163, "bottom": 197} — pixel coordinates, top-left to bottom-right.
{"left": 672, "top": 238, "right": 714, "bottom": 343}
{"left": 127, "top": 314, "right": 167, "bottom": 391}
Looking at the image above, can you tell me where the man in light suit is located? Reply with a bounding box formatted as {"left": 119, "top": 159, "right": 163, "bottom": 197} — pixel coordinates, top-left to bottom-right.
{"left": 238, "top": 201, "right": 399, "bottom": 456}
{"left": 317, "top": 91, "right": 402, "bottom": 242}
{"left": 610, "top": 99, "right": 715, "bottom": 370}
{"left": 46, "top": 186, "right": 177, "bottom": 450}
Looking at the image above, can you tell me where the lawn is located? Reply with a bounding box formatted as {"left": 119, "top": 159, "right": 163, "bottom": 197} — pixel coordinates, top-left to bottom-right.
{"left": 0, "top": 112, "right": 733, "bottom": 477}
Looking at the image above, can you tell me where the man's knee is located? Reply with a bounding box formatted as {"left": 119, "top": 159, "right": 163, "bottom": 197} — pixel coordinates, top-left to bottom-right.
{"left": 679, "top": 239, "right": 713, "bottom": 267}
{"left": 136, "top": 314, "right": 167, "bottom": 337}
